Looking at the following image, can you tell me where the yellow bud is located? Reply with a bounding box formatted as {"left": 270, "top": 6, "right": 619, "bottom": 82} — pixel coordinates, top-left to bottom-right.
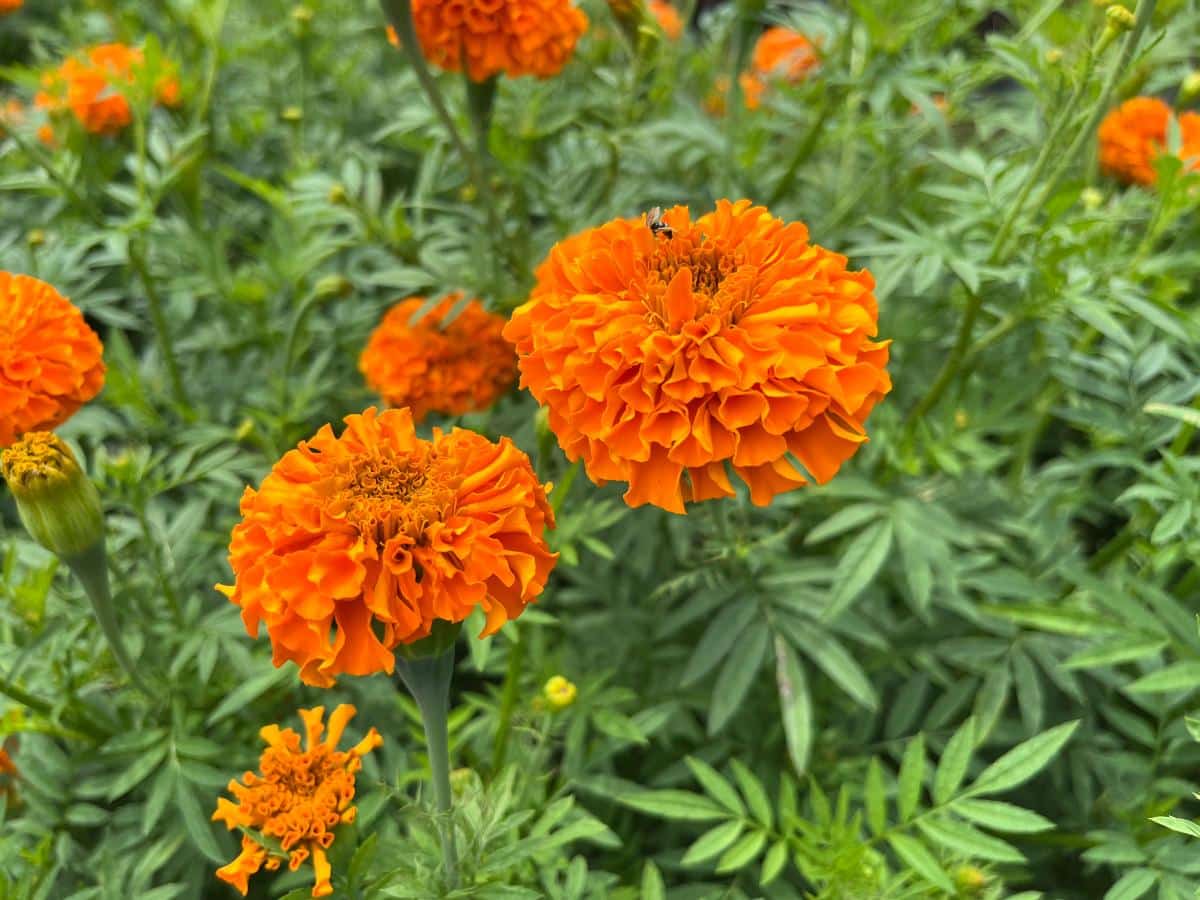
{"left": 291, "top": 4, "right": 313, "bottom": 24}
{"left": 1180, "top": 71, "right": 1200, "bottom": 106}
{"left": 1105, "top": 4, "right": 1136, "bottom": 30}
{"left": 26, "top": 229, "right": 45, "bottom": 248}
{"left": 954, "top": 865, "right": 988, "bottom": 894}
{"left": 327, "top": 183, "right": 349, "bottom": 205}
{"left": 1, "top": 433, "right": 104, "bottom": 559}
{"left": 1081, "top": 186, "right": 1104, "bottom": 210}
{"left": 1044, "top": 47, "right": 1063, "bottom": 64}
{"left": 234, "top": 418, "right": 256, "bottom": 442}
{"left": 281, "top": 106, "right": 303, "bottom": 123}
{"left": 544, "top": 675, "right": 578, "bottom": 710}
{"left": 459, "top": 183, "right": 478, "bottom": 203}
{"left": 954, "top": 409, "right": 969, "bottom": 429}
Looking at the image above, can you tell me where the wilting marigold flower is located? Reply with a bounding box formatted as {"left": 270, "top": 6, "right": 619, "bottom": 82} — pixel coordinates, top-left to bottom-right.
{"left": 359, "top": 294, "right": 517, "bottom": 423}
{"left": 405, "top": 0, "right": 588, "bottom": 81}
{"left": 34, "top": 44, "right": 180, "bottom": 136}
{"left": 218, "top": 407, "right": 556, "bottom": 687}
{"left": 650, "top": 1, "right": 683, "bottom": 39}
{"left": 504, "top": 199, "right": 891, "bottom": 513}
{"left": 1097, "top": 97, "right": 1200, "bottom": 185}
{"left": 740, "top": 26, "right": 819, "bottom": 110}
{"left": 213, "top": 704, "right": 382, "bottom": 897}
{"left": 0, "top": 273, "right": 105, "bottom": 448}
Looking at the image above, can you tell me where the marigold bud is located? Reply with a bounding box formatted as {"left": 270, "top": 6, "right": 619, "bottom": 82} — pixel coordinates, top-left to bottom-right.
{"left": 1, "top": 433, "right": 104, "bottom": 559}
{"left": 544, "top": 675, "right": 578, "bottom": 710}
{"left": 1081, "top": 186, "right": 1104, "bottom": 209}
{"left": 327, "top": 183, "right": 348, "bottom": 205}
{"left": 1180, "top": 71, "right": 1200, "bottom": 107}
{"left": 954, "top": 865, "right": 988, "bottom": 894}
{"left": 1044, "top": 47, "right": 1063, "bottom": 64}
{"left": 26, "top": 229, "right": 45, "bottom": 248}
{"left": 314, "top": 274, "right": 352, "bottom": 300}
{"left": 281, "top": 105, "right": 303, "bottom": 123}
{"left": 1105, "top": 4, "right": 1136, "bottom": 30}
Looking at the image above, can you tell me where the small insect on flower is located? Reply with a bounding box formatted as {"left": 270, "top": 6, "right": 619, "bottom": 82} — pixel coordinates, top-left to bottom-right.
{"left": 645, "top": 206, "right": 674, "bottom": 239}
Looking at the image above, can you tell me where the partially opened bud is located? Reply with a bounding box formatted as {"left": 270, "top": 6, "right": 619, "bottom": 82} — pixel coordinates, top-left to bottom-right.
{"left": 2, "top": 432, "right": 103, "bottom": 558}
{"left": 544, "top": 675, "right": 578, "bottom": 710}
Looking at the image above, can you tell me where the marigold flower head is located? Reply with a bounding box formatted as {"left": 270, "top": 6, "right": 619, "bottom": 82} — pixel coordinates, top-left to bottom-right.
{"left": 34, "top": 44, "right": 180, "bottom": 136}
{"left": 217, "top": 407, "right": 556, "bottom": 686}
{"left": 1098, "top": 97, "right": 1200, "bottom": 185}
{"left": 2, "top": 432, "right": 105, "bottom": 559}
{"left": 408, "top": 0, "right": 588, "bottom": 81}
{"left": 213, "top": 704, "right": 382, "bottom": 897}
{"left": 0, "top": 0, "right": 22, "bottom": 14}
{"left": 650, "top": 1, "right": 683, "bottom": 39}
{"left": 359, "top": 294, "right": 517, "bottom": 423}
{"left": 739, "top": 26, "right": 819, "bottom": 109}
{"left": 504, "top": 199, "right": 891, "bottom": 513}
{"left": 0, "top": 273, "right": 105, "bottom": 448}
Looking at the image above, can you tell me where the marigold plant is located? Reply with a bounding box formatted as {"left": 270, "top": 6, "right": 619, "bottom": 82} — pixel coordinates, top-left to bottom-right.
{"left": 217, "top": 407, "right": 556, "bottom": 686}
{"left": 0, "top": 273, "right": 105, "bottom": 448}
{"left": 1097, "top": 96, "right": 1200, "bottom": 186}
{"left": 504, "top": 199, "right": 891, "bottom": 513}
{"left": 359, "top": 294, "right": 517, "bottom": 423}
{"left": 34, "top": 44, "right": 180, "bottom": 136}
{"left": 406, "top": 0, "right": 588, "bottom": 81}
{"left": 213, "top": 704, "right": 382, "bottom": 897}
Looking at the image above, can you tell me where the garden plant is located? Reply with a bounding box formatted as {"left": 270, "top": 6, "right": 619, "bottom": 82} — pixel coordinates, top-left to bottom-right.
{"left": 1, "top": 0, "right": 1200, "bottom": 897}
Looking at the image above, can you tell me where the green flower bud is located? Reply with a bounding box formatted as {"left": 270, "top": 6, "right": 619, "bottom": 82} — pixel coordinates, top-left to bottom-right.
{"left": 1180, "top": 71, "right": 1200, "bottom": 107}
{"left": 314, "top": 274, "right": 353, "bottom": 300}
{"left": 2, "top": 433, "right": 104, "bottom": 558}
{"left": 1105, "top": 4, "right": 1136, "bottom": 30}
{"left": 1081, "top": 186, "right": 1104, "bottom": 210}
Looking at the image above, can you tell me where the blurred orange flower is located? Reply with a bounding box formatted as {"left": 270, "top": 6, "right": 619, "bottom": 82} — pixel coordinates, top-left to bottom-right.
{"left": 741, "top": 26, "right": 819, "bottom": 109}
{"left": 359, "top": 294, "right": 517, "bottom": 423}
{"left": 34, "top": 44, "right": 180, "bottom": 136}
{"left": 504, "top": 200, "right": 891, "bottom": 512}
{"left": 0, "top": 273, "right": 105, "bottom": 448}
{"left": 0, "top": 0, "right": 22, "bottom": 14}
{"left": 650, "top": 1, "right": 683, "bottom": 39}
{"left": 407, "top": 0, "right": 588, "bottom": 81}
{"left": 1098, "top": 96, "right": 1200, "bottom": 185}
{"left": 217, "top": 407, "right": 556, "bottom": 687}
{"left": 213, "top": 704, "right": 382, "bottom": 898}
{"left": 0, "top": 741, "right": 16, "bottom": 807}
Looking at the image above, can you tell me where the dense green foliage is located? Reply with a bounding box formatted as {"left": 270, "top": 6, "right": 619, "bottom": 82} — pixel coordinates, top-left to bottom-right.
{"left": 2, "top": 0, "right": 1200, "bottom": 897}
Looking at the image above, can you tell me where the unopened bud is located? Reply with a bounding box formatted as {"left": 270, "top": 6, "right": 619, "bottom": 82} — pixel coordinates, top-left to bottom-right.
{"left": 281, "top": 106, "right": 303, "bottom": 123}
{"left": 1081, "top": 186, "right": 1104, "bottom": 210}
{"left": 1045, "top": 47, "right": 1063, "bottom": 64}
{"left": 1105, "top": 4, "right": 1136, "bottom": 30}
{"left": 314, "top": 274, "right": 352, "bottom": 300}
{"left": 2, "top": 433, "right": 104, "bottom": 559}
{"left": 953, "top": 865, "right": 988, "bottom": 894}
{"left": 26, "top": 229, "right": 45, "bottom": 248}
{"left": 328, "top": 183, "right": 349, "bottom": 205}
{"left": 543, "top": 675, "right": 578, "bottom": 710}
{"left": 291, "top": 4, "right": 313, "bottom": 25}
{"left": 1180, "top": 71, "right": 1200, "bottom": 106}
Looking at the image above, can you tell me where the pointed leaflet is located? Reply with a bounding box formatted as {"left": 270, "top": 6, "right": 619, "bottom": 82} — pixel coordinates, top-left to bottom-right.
{"left": 774, "top": 636, "right": 813, "bottom": 774}
{"left": 965, "top": 721, "right": 1080, "bottom": 797}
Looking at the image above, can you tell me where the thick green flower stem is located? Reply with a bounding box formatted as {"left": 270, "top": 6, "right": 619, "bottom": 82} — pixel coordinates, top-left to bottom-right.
{"left": 396, "top": 647, "right": 460, "bottom": 890}
{"left": 64, "top": 540, "right": 156, "bottom": 700}
{"left": 465, "top": 76, "right": 498, "bottom": 168}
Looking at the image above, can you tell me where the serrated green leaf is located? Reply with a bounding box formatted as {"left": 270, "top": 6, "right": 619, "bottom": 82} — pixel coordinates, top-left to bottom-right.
{"left": 1127, "top": 661, "right": 1200, "bottom": 694}
{"left": 824, "top": 520, "right": 894, "bottom": 620}
{"left": 1151, "top": 815, "right": 1200, "bottom": 838}
{"left": 715, "top": 830, "right": 767, "bottom": 874}
{"left": 730, "top": 759, "right": 772, "bottom": 829}
{"left": 774, "top": 636, "right": 812, "bottom": 775}
{"left": 865, "top": 758, "right": 886, "bottom": 836}
{"left": 953, "top": 798, "right": 1055, "bottom": 833}
{"left": 933, "top": 717, "right": 975, "bottom": 804}
{"left": 681, "top": 820, "right": 744, "bottom": 866}
{"left": 966, "top": 721, "right": 1079, "bottom": 797}
{"left": 1103, "top": 868, "right": 1157, "bottom": 900}
{"left": 641, "top": 862, "right": 666, "bottom": 900}
{"left": 617, "top": 789, "right": 728, "bottom": 821}
{"left": 682, "top": 602, "right": 759, "bottom": 686}
{"left": 760, "top": 840, "right": 788, "bottom": 885}
{"left": 685, "top": 757, "right": 744, "bottom": 816}
{"left": 1062, "top": 638, "right": 1167, "bottom": 670}
{"left": 916, "top": 816, "right": 1024, "bottom": 862}
{"left": 708, "top": 621, "right": 769, "bottom": 734}
{"left": 898, "top": 734, "right": 925, "bottom": 821}
{"left": 887, "top": 834, "right": 952, "bottom": 892}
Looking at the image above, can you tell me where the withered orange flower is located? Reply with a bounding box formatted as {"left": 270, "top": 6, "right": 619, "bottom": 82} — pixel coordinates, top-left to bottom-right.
{"left": 359, "top": 294, "right": 517, "bottom": 423}
{"left": 34, "top": 44, "right": 180, "bottom": 136}
{"left": 1098, "top": 97, "right": 1200, "bottom": 186}
{"left": 741, "top": 26, "right": 819, "bottom": 110}
{"left": 504, "top": 200, "right": 891, "bottom": 513}
{"left": 0, "top": 0, "right": 22, "bottom": 14}
{"left": 0, "top": 273, "right": 105, "bottom": 448}
{"left": 213, "top": 705, "right": 382, "bottom": 898}
{"left": 650, "top": 0, "right": 683, "bottom": 40}
{"left": 217, "top": 407, "right": 556, "bottom": 687}
{"left": 407, "top": 0, "right": 588, "bottom": 81}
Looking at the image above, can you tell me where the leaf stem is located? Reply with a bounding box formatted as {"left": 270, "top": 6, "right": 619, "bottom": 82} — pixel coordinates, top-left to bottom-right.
{"left": 128, "top": 241, "right": 192, "bottom": 414}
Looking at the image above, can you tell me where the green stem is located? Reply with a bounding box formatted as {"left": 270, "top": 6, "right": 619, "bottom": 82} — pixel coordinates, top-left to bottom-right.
{"left": 396, "top": 646, "right": 460, "bottom": 890}
{"left": 128, "top": 242, "right": 192, "bottom": 414}
{"left": 63, "top": 541, "right": 157, "bottom": 700}
{"left": 0, "top": 675, "right": 104, "bottom": 740}
{"left": 491, "top": 629, "right": 524, "bottom": 773}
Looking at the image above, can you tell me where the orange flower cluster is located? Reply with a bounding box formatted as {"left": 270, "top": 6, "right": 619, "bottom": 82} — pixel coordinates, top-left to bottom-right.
{"left": 35, "top": 44, "right": 180, "bottom": 136}
{"left": 0, "top": 0, "right": 22, "bottom": 14}
{"left": 504, "top": 200, "right": 891, "bottom": 512}
{"left": 217, "top": 407, "right": 556, "bottom": 686}
{"left": 213, "top": 705, "right": 382, "bottom": 897}
{"left": 741, "top": 26, "right": 819, "bottom": 110}
{"left": 0, "top": 273, "right": 105, "bottom": 448}
{"left": 359, "top": 294, "right": 517, "bottom": 423}
{"left": 1097, "top": 97, "right": 1200, "bottom": 186}
{"left": 650, "top": 1, "right": 683, "bottom": 40}
{"left": 406, "top": 0, "right": 588, "bottom": 81}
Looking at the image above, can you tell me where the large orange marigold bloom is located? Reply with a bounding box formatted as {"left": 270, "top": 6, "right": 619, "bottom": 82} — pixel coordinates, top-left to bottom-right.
{"left": 217, "top": 407, "right": 556, "bottom": 687}
{"left": 213, "top": 704, "right": 382, "bottom": 898}
{"left": 359, "top": 294, "right": 517, "bottom": 423}
{"left": 504, "top": 200, "right": 891, "bottom": 513}
{"left": 0, "top": 273, "right": 105, "bottom": 448}
{"left": 34, "top": 44, "right": 180, "bottom": 136}
{"left": 1098, "top": 97, "right": 1200, "bottom": 186}
{"left": 409, "top": 0, "right": 588, "bottom": 81}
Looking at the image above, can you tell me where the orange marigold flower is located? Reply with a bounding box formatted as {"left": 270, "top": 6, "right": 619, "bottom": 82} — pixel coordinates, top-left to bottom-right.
{"left": 34, "top": 44, "right": 180, "bottom": 136}
{"left": 410, "top": 0, "right": 588, "bottom": 81}
{"left": 504, "top": 200, "right": 891, "bottom": 513}
{"left": 359, "top": 294, "right": 517, "bottom": 423}
{"left": 650, "top": 0, "right": 683, "bottom": 39}
{"left": 213, "top": 704, "right": 382, "bottom": 898}
{"left": 0, "top": 740, "right": 16, "bottom": 807}
{"left": 0, "top": 273, "right": 105, "bottom": 448}
{"left": 740, "top": 26, "right": 819, "bottom": 109}
{"left": 1098, "top": 96, "right": 1200, "bottom": 186}
{"left": 0, "top": 0, "right": 22, "bottom": 14}
{"left": 217, "top": 407, "right": 556, "bottom": 687}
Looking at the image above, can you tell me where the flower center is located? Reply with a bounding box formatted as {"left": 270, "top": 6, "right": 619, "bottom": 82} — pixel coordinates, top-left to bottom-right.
{"left": 336, "top": 448, "right": 457, "bottom": 540}
{"left": 643, "top": 237, "right": 754, "bottom": 331}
